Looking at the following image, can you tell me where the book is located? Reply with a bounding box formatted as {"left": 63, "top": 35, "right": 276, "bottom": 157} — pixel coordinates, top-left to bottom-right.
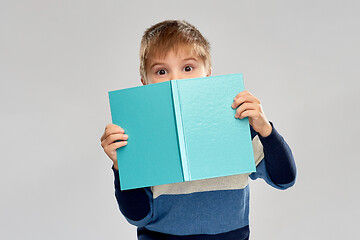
{"left": 108, "top": 73, "right": 256, "bottom": 190}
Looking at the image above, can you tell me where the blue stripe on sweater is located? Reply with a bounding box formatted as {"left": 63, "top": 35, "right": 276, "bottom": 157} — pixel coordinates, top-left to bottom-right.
{"left": 144, "top": 186, "right": 250, "bottom": 235}
{"left": 137, "top": 225, "right": 249, "bottom": 240}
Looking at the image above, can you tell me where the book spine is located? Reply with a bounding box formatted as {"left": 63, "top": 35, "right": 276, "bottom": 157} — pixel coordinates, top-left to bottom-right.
{"left": 170, "top": 80, "right": 190, "bottom": 181}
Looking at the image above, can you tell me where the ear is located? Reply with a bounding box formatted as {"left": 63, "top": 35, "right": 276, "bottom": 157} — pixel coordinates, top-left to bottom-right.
{"left": 206, "top": 67, "right": 212, "bottom": 77}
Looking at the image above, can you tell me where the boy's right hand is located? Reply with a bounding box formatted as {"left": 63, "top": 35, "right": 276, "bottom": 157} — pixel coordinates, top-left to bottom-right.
{"left": 100, "top": 123, "right": 128, "bottom": 170}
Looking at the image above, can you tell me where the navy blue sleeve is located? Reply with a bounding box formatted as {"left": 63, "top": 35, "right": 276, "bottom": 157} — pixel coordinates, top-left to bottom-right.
{"left": 250, "top": 121, "right": 297, "bottom": 188}
{"left": 112, "top": 165, "right": 151, "bottom": 221}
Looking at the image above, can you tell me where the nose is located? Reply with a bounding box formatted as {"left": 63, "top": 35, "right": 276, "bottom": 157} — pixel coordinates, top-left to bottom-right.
{"left": 170, "top": 72, "right": 184, "bottom": 81}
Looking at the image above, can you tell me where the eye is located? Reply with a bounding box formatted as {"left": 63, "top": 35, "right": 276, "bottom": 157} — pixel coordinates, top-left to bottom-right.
{"left": 156, "top": 69, "right": 167, "bottom": 75}
{"left": 184, "top": 65, "right": 193, "bottom": 72}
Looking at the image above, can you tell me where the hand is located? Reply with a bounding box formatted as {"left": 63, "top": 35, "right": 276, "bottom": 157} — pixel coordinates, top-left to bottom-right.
{"left": 100, "top": 123, "right": 128, "bottom": 170}
{"left": 231, "top": 90, "right": 272, "bottom": 137}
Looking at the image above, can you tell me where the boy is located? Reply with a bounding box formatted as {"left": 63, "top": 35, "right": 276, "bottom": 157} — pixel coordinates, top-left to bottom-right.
{"left": 100, "top": 20, "right": 296, "bottom": 240}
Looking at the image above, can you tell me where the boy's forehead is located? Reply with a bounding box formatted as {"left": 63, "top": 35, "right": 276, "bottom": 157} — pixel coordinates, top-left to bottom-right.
{"left": 147, "top": 44, "right": 198, "bottom": 63}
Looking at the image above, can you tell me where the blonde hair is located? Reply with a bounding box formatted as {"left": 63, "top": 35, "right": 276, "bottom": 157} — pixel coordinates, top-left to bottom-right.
{"left": 139, "top": 20, "right": 211, "bottom": 84}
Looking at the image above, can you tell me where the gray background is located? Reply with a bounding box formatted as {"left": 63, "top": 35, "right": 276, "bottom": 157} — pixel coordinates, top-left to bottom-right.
{"left": 1, "top": 0, "right": 359, "bottom": 239}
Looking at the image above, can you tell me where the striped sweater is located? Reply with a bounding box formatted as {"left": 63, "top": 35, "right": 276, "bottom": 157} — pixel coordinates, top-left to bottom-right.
{"left": 112, "top": 121, "right": 297, "bottom": 240}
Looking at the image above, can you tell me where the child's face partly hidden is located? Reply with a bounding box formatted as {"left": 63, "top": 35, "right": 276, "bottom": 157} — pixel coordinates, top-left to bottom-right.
{"left": 142, "top": 45, "right": 211, "bottom": 85}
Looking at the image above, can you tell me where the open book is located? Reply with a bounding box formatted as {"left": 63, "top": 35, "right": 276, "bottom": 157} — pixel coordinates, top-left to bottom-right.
{"left": 108, "top": 73, "right": 256, "bottom": 190}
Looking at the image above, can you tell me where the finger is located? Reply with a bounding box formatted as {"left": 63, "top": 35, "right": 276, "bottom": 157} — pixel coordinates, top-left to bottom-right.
{"left": 100, "top": 129, "right": 108, "bottom": 142}
{"left": 232, "top": 95, "right": 260, "bottom": 109}
{"left": 239, "top": 109, "right": 260, "bottom": 119}
{"left": 101, "top": 124, "right": 115, "bottom": 142}
{"left": 106, "top": 140, "right": 128, "bottom": 152}
{"left": 235, "top": 102, "right": 258, "bottom": 118}
{"left": 101, "top": 124, "right": 125, "bottom": 142}
{"left": 106, "top": 124, "right": 125, "bottom": 134}
{"left": 102, "top": 133, "right": 128, "bottom": 148}
{"left": 233, "top": 90, "right": 253, "bottom": 99}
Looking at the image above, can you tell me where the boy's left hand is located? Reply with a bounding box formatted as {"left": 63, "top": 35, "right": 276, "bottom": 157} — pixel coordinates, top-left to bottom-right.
{"left": 231, "top": 90, "right": 272, "bottom": 137}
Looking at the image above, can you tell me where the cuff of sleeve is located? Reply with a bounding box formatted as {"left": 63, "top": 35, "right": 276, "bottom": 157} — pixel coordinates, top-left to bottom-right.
{"left": 112, "top": 164, "right": 121, "bottom": 189}
{"left": 258, "top": 121, "right": 284, "bottom": 153}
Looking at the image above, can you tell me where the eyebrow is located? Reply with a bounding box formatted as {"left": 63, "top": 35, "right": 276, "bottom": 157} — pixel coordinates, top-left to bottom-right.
{"left": 149, "top": 57, "right": 198, "bottom": 70}
{"left": 182, "top": 57, "right": 198, "bottom": 62}
{"left": 149, "top": 62, "right": 165, "bottom": 70}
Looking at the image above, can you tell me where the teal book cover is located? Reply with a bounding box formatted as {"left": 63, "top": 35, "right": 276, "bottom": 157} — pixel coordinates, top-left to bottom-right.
{"left": 108, "top": 73, "right": 256, "bottom": 190}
